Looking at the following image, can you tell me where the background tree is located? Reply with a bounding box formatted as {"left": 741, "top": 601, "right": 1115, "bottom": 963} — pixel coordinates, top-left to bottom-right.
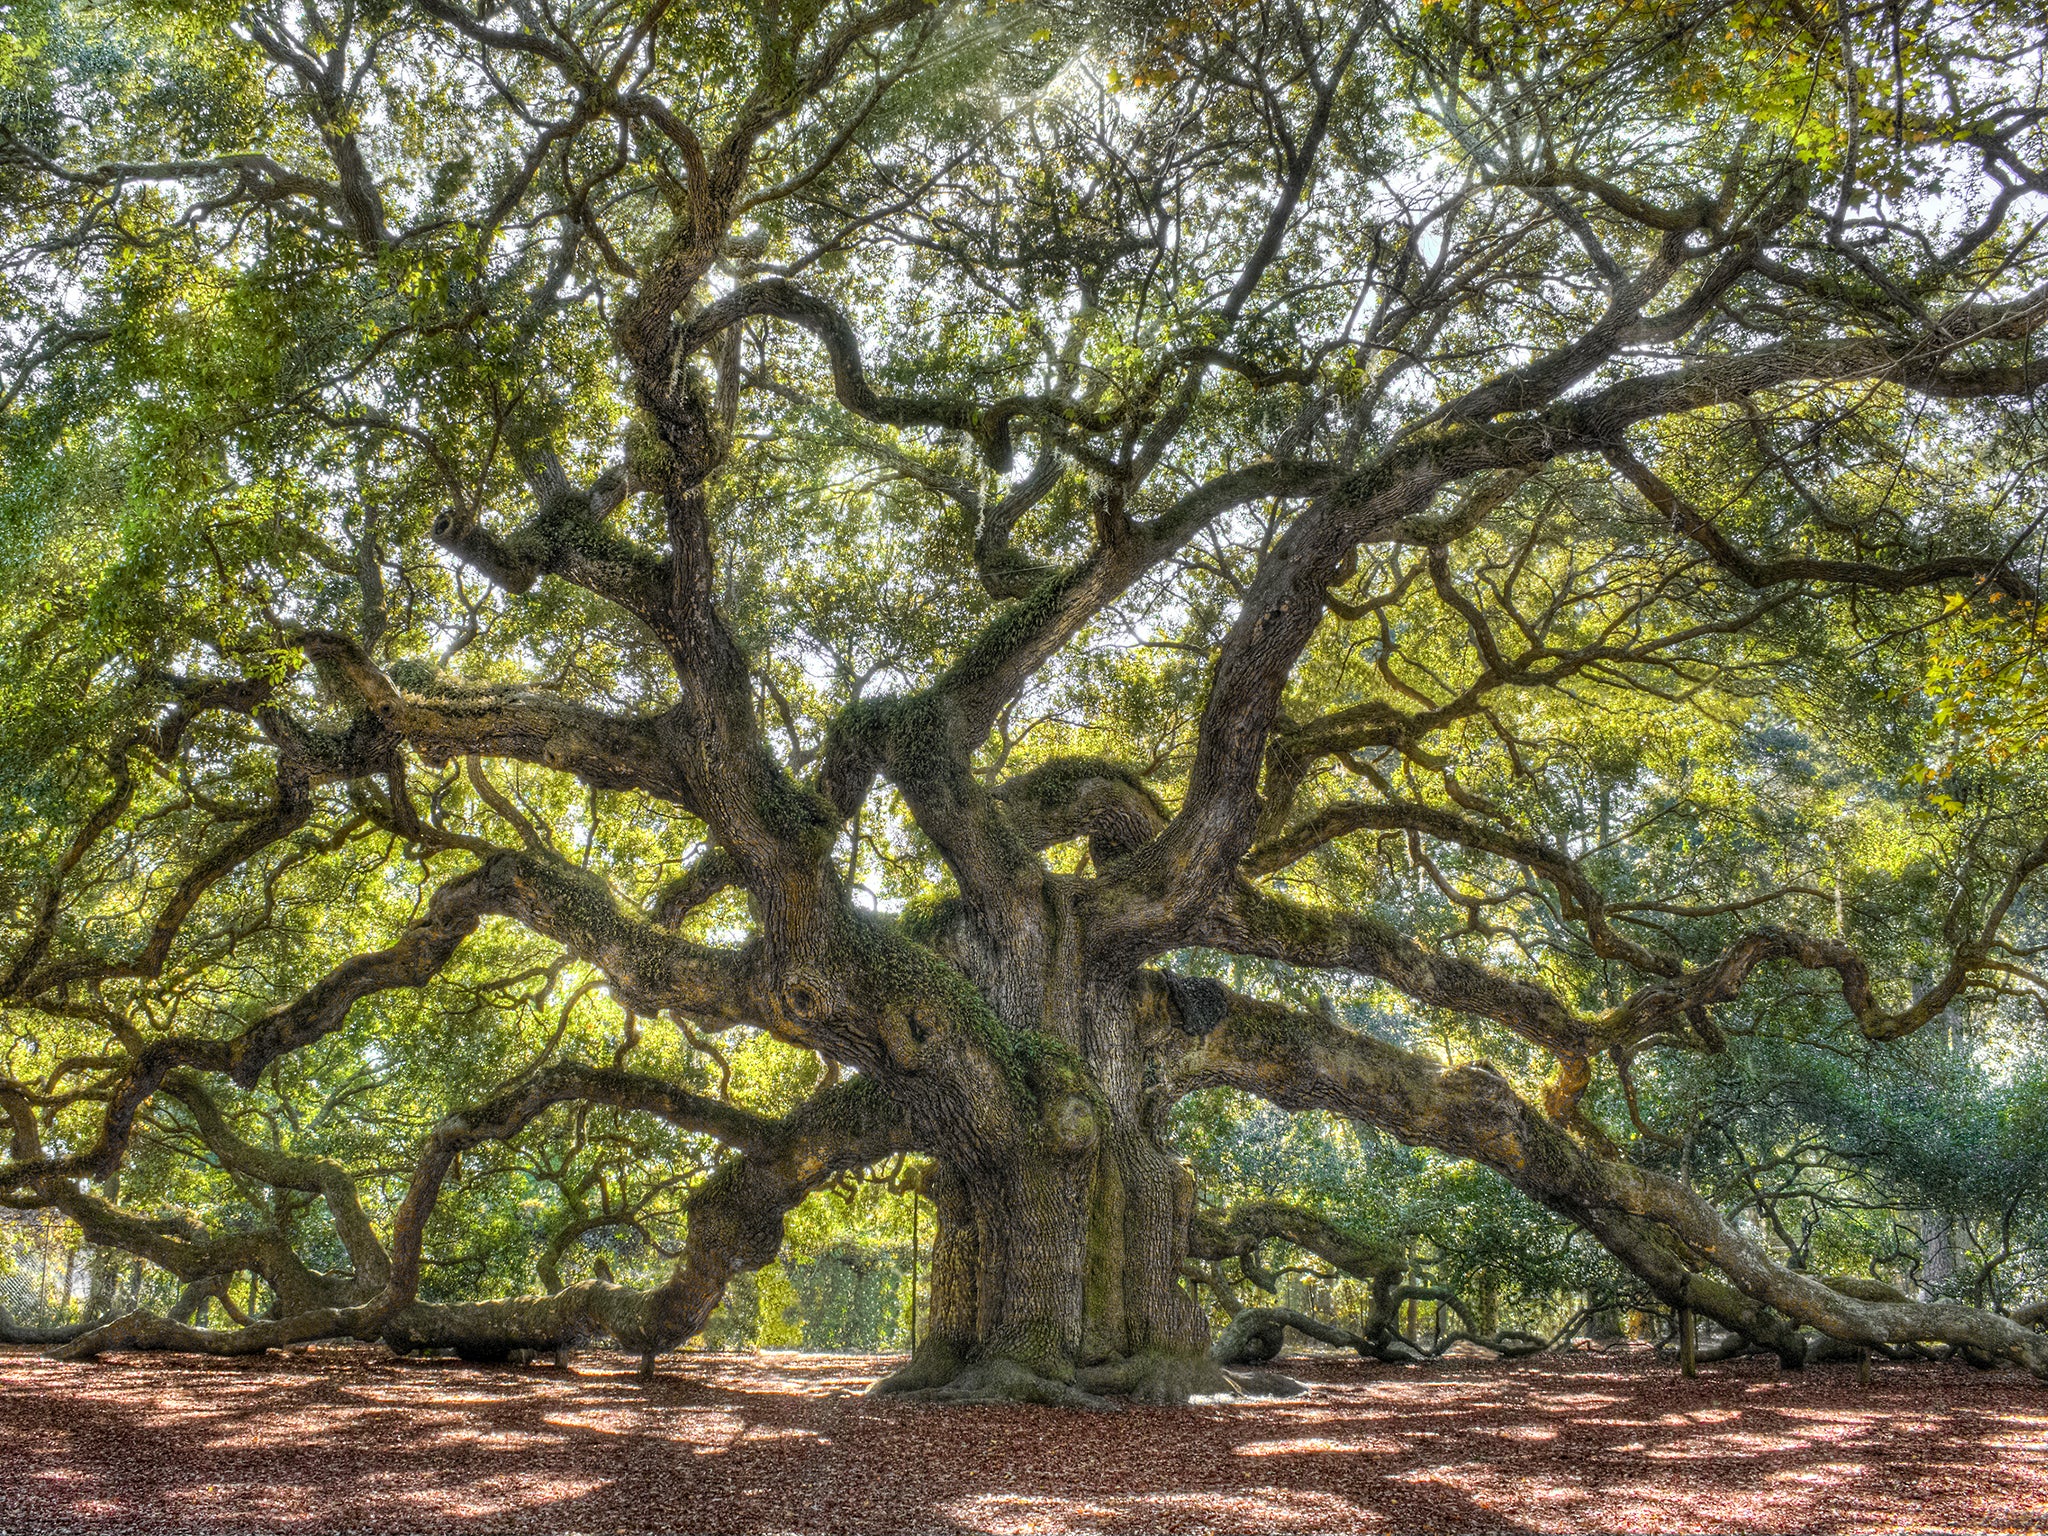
{"left": 4, "top": 0, "right": 2048, "bottom": 1403}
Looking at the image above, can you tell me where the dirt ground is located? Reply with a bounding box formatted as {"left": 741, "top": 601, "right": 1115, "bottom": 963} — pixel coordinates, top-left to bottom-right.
{"left": 0, "top": 1344, "right": 2043, "bottom": 1534}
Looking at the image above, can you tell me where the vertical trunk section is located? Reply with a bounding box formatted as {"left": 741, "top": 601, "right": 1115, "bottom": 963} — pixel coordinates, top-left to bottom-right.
{"left": 877, "top": 1147, "right": 1097, "bottom": 1397}
{"left": 955, "top": 1151, "right": 1094, "bottom": 1376}
{"left": 1081, "top": 1123, "right": 1208, "bottom": 1362}
{"left": 867, "top": 903, "right": 1236, "bottom": 1401}
{"left": 878, "top": 978, "right": 1224, "bottom": 1401}
{"left": 880, "top": 1127, "right": 1229, "bottom": 1402}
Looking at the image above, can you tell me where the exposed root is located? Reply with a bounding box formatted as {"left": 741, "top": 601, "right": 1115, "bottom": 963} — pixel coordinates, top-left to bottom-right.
{"left": 873, "top": 1356, "right": 1120, "bottom": 1410}
{"left": 1077, "top": 1349, "right": 1301, "bottom": 1404}
{"left": 1219, "top": 1364, "right": 1308, "bottom": 1397}
{"left": 873, "top": 1348, "right": 1302, "bottom": 1407}
{"left": 867, "top": 1339, "right": 972, "bottom": 1396}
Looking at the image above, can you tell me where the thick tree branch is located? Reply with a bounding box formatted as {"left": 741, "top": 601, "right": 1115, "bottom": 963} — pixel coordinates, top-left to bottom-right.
{"left": 1605, "top": 446, "right": 2041, "bottom": 605}
{"left": 295, "top": 628, "right": 692, "bottom": 803}
{"left": 1170, "top": 989, "right": 2048, "bottom": 1375}
{"left": 1245, "top": 798, "right": 1683, "bottom": 978}
{"left": 1111, "top": 310, "right": 2048, "bottom": 948}
{"left": 0, "top": 865, "right": 496, "bottom": 1188}
{"left": 1194, "top": 883, "right": 1594, "bottom": 1055}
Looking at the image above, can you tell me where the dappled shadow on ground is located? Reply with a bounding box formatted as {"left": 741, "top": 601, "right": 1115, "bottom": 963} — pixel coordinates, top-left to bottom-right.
{"left": 1, "top": 1344, "right": 2043, "bottom": 1533}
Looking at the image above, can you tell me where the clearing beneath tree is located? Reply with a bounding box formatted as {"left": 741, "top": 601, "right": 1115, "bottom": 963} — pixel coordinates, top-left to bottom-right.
{"left": 1, "top": 1345, "right": 2041, "bottom": 1534}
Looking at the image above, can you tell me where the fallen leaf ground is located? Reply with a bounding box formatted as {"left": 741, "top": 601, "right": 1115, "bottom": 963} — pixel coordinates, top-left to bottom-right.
{"left": 0, "top": 1344, "right": 2043, "bottom": 1533}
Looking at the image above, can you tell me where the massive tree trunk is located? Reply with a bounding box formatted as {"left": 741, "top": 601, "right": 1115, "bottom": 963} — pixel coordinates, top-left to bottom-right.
{"left": 865, "top": 919, "right": 1230, "bottom": 1404}
{"left": 878, "top": 1117, "right": 1247, "bottom": 1404}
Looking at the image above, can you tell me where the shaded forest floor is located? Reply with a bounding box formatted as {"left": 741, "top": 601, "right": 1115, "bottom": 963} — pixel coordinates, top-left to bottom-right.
{"left": 0, "top": 1344, "right": 2043, "bottom": 1534}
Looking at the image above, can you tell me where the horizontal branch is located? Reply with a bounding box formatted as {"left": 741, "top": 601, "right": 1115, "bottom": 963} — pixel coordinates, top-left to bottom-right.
{"left": 379, "top": 1059, "right": 777, "bottom": 1306}
{"left": 163, "top": 1071, "right": 390, "bottom": 1293}
{"left": 428, "top": 478, "right": 672, "bottom": 626}
{"left": 668, "top": 279, "right": 1118, "bottom": 470}
{"left": 295, "top": 630, "right": 691, "bottom": 804}
{"left": 1245, "top": 798, "right": 1682, "bottom": 978}
{"left": 1194, "top": 883, "right": 1593, "bottom": 1054}
{"left": 1606, "top": 447, "right": 2040, "bottom": 605}
{"left": 52, "top": 1071, "right": 909, "bottom": 1364}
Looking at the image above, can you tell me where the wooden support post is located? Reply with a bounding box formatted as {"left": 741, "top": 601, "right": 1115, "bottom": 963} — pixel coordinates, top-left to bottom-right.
{"left": 1858, "top": 1347, "right": 1872, "bottom": 1386}
{"left": 1679, "top": 1304, "right": 1697, "bottom": 1378}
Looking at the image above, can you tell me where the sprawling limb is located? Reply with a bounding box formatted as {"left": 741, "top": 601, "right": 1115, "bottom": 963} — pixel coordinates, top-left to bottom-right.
{"left": 421, "top": 1069, "right": 904, "bottom": 1362}
{"left": 1188, "top": 1200, "right": 1403, "bottom": 1317}
{"left": 1169, "top": 990, "right": 2048, "bottom": 1376}
{"left": 628, "top": 1073, "right": 912, "bottom": 1357}
{"left": 1105, "top": 296, "right": 2048, "bottom": 958}
{"left": 1, "top": 866, "right": 497, "bottom": 1187}
{"left": 1196, "top": 849, "right": 2048, "bottom": 1068}
{"left": 1189, "top": 1201, "right": 1407, "bottom": 1363}
{"left": 669, "top": 281, "right": 1112, "bottom": 467}
{"left": 1243, "top": 799, "right": 1683, "bottom": 978}
{"left": 3, "top": 761, "right": 315, "bottom": 1000}
{"left": 29, "top": 1059, "right": 749, "bottom": 1358}
{"left": 0, "top": 1305, "right": 97, "bottom": 1347}
{"left": 294, "top": 630, "right": 692, "bottom": 803}
{"left": 464, "top": 852, "right": 755, "bottom": 1027}
{"left": 48, "top": 1066, "right": 909, "bottom": 1363}
{"left": 1194, "top": 883, "right": 1594, "bottom": 1056}
{"left": 1208, "top": 1302, "right": 1549, "bottom": 1367}
{"left": 426, "top": 476, "right": 672, "bottom": 631}
{"left": 161, "top": 1072, "right": 391, "bottom": 1294}
{"left": 4, "top": 1070, "right": 398, "bottom": 1322}
{"left": 1604, "top": 447, "right": 2040, "bottom": 606}
{"left": 1, "top": 847, "right": 749, "bottom": 1193}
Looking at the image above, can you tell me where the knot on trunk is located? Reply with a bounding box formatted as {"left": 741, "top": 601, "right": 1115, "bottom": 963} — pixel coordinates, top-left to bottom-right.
{"left": 1163, "top": 972, "right": 1231, "bottom": 1036}
{"left": 778, "top": 973, "right": 838, "bottom": 1027}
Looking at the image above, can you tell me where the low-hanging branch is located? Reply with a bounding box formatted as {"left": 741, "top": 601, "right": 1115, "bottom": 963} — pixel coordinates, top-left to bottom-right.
{"left": 46, "top": 1065, "right": 911, "bottom": 1364}
{"left": 1167, "top": 984, "right": 2048, "bottom": 1377}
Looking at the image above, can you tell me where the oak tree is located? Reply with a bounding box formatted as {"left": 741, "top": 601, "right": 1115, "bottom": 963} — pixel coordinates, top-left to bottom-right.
{"left": 5, "top": 0, "right": 2048, "bottom": 1400}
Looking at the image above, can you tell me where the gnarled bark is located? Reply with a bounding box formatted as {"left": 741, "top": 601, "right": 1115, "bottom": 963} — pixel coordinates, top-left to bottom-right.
{"left": 1171, "top": 987, "right": 2048, "bottom": 1378}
